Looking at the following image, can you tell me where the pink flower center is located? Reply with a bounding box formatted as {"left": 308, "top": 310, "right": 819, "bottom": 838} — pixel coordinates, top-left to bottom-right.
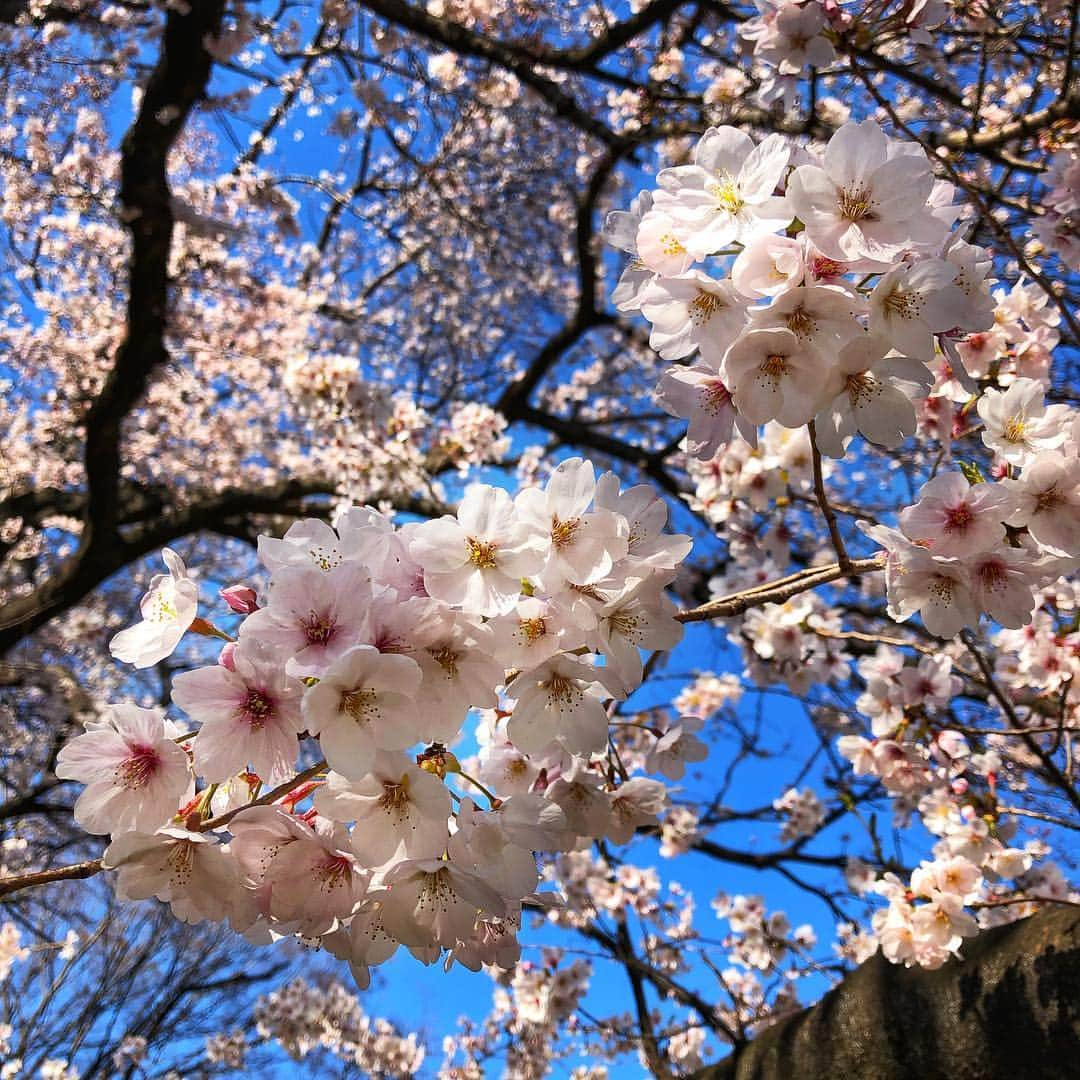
{"left": 239, "top": 688, "right": 274, "bottom": 730}
{"left": 301, "top": 610, "right": 337, "bottom": 645}
{"left": 115, "top": 743, "right": 161, "bottom": 789}
{"left": 944, "top": 503, "right": 974, "bottom": 533}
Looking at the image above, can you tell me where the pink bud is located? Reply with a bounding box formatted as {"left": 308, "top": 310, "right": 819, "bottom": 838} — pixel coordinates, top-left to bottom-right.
{"left": 218, "top": 641, "right": 237, "bottom": 671}
{"left": 951, "top": 777, "right": 969, "bottom": 795}
{"left": 221, "top": 584, "right": 259, "bottom": 614}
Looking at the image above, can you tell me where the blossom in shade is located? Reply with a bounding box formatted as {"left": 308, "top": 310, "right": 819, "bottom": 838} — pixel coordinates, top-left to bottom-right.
{"left": 313, "top": 752, "right": 451, "bottom": 866}
{"left": 1003, "top": 453, "right": 1080, "bottom": 556}
{"left": 722, "top": 327, "right": 828, "bottom": 427}
{"left": 813, "top": 334, "right": 933, "bottom": 457}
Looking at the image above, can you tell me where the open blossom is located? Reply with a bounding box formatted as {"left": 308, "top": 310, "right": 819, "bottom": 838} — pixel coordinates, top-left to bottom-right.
{"left": 507, "top": 655, "right": 617, "bottom": 756}
{"left": 869, "top": 258, "right": 964, "bottom": 360}
{"left": 787, "top": 118, "right": 944, "bottom": 261}
{"left": 379, "top": 858, "right": 507, "bottom": 949}
{"left": 1003, "top": 453, "right": 1080, "bottom": 556}
{"left": 238, "top": 563, "right": 372, "bottom": 678}
{"left": 652, "top": 125, "right": 792, "bottom": 257}
{"left": 172, "top": 641, "right": 304, "bottom": 784}
{"left": 977, "top": 379, "right": 1070, "bottom": 463}
{"left": 313, "top": 752, "right": 451, "bottom": 866}
{"left": 886, "top": 549, "right": 980, "bottom": 638}
{"left": 605, "top": 778, "right": 668, "bottom": 843}
{"left": 109, "top": 548, "right": 198, "bottom": 668}
{"left": 756, "top": 0, "right": 835, "bottom": 73}
{"left": 514, "top": 457, "right": 628, "bottom": 588}
{"left": 813, "top": 334, "right": 933, "bottom": 457}
{"left": 639, "top": 272, "right": 746, "bottom": 363}
{"left": 593, "top": 576, "right": 683, "bottom": 694}
{"left": 302, "top": 646, "right": 424, "bottom": 779}
{"left": 899, "top": 472, "right": 1015, "bottom": 557}
{"left": 102, "top": 827, "right": 237, "bottom": 926}
{"left": 646, "top": 716, "right": 708, "bottom": 780}
{"left": 409, "top": 484, "right": 546, "bottom": 616}
{"left": 655, "top": 364, "right": 758, "bottom": 459}
{"left": 967, "top": 546, "right": 1041, "bottom": 628}
{"left": 55, "top": 705, "right": 191, "bottom": 835}
{"left": 410, "top": 612, "right": 504, "bottom": 742}
{"left": 722, "top": 327, "right": 827, "bottom": 427}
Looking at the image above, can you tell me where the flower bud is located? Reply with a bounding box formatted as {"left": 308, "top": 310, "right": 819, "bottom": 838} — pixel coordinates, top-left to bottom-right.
{"left": 220, "top": 584, "right": 259, "bottom": 614}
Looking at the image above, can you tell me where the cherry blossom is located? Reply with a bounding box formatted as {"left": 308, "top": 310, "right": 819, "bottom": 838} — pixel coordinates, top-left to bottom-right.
{"left": 54, "top": 705, "right": 191, "bottom": 835}
{"left": 108, "top": 549, "right": 198, "bottom": 668}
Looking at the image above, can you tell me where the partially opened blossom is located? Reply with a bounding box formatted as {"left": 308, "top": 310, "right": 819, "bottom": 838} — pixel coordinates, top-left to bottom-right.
{"left": 603, "top": 190, "right": 656, "bottom": 312}
{"left": 409, "top": 484, "right": 546, "bottom": 616}
{"left": 55, "top": 704, "right": 191, "bottom": 835}
{"left": 447, "top": 798, "right": 547, "bottom": 899}
{"left": 172, "top": 640, "right": 304, "bottom": 784}
{"left": 302, "top": 646, "right": 424, "bottom": 778}
{"left": 653, "top": 125, "right": 792, "bottom": 257}
{"left": 109, "top": 548, "right": 198, "bottom": 668}
{"left": 731, "top": 233, "right": 805, "bottom": 299}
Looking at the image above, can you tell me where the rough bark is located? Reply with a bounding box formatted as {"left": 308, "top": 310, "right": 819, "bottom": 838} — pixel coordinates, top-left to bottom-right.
{"left": 692, "top": 907, "right": 1080, "bottom": 1080}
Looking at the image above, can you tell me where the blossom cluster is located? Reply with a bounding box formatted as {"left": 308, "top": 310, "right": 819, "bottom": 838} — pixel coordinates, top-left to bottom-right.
{"left": 866, "top": 378, "right": 1080, "bottom": 637}
{"left": 56, "top": 458, "right": 695, "bottom": 984}
{"left": 609, "top": 118, "right": 994, "bottom": 462}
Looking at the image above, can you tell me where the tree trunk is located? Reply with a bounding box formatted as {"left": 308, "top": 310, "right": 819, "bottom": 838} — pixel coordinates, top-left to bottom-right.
{"left": 694, "top": 907, "right": 1080, "bottom": 1080}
